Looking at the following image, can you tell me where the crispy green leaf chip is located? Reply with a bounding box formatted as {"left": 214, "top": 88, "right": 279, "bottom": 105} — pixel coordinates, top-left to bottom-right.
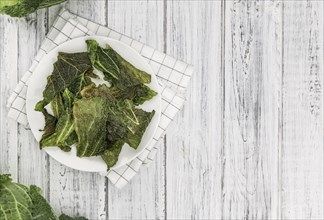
{"left": 125, "top": 109, "right": 155, "bottom": 149}
{"left": 40, "top": 109, "right": 57, "bottom": 141}
{"left": 109, "top": 84, "right": 157, "bottom": 105}
{"left": 86, "top": 40, "right": 151, "bottom": 89}
{"left": 40, "top": 110, "right": 74, "bottom": 149}
{"left": 73, "top": 96, "right": 109, "bottom": 157}
{"left": 101, "top": 140, "right": 124, "bottom": 169}
{"left": 35, "top": 52, "right": 92, "bottom": 111}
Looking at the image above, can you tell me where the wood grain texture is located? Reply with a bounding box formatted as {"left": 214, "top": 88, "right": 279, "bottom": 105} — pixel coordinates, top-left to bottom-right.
{"left": 165, "top": 1, "right": 223, "bottom": 219}
{"left": 47, "top": 2, "right": 107, "bottom": 219}
{"left": 16, "top": 10, "right": 49, "bottom": 195}
{"left": 223, "top": 1, "right": 282, "bottom": 219}
{"left": 281, "top": 1, "right": 324, "bottom": 219}
{"left": 0, "top": 16, "right": 18, "bottom": 180}
{"left": 106, "top": 1, "right": 165, "bottom": 219}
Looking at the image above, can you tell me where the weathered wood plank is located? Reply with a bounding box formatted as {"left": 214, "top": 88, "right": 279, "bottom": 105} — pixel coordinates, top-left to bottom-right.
{"left": 47, "top": 2, "right": 107, "bottom": 219}
{"left": 222, "top": 1, "right": 282, "bottom": 219}
{"left": 48, "top": 4, "right": 65, "bottom": 26}
{"left": 0, "top": 16, "right": 18, "bottom": 180}
{"left": 15, "top": 11, "right": 49, "bottom": 197}
{"left": 106, "top": 1, "right": 165, "bottom": 219}
{"left": 281, "top": 1, "right": 324, "bottom": 219}
{"left": 165, "top": 1, "right": 223, "bottom": 219}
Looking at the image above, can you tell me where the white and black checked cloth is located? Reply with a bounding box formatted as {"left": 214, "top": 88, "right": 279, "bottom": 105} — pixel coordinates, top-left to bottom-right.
{"left": 7, "top": 9, "right": 193, "bottom": 189}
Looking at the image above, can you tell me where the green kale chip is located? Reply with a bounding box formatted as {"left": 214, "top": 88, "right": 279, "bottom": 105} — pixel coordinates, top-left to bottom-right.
{"left": 86, "top": 39, "right": 151, "bottom": 89}
{"left": 65, "top": 131, "right": 78, "bottom": 146}
{"left": 73, "top": 96, "right": 109, "bottom": 157}
{"left": 40, "top": 109, "right": 57, "bottom": 141}
{"left": 40, "top": 109, "right": 74, "bottom": 149}
{"left": 125, "top": 108, "right": 155, "bottom": 149}
{"left": 50, "top": 94, "right": 64, "bottom": 118}
{"left": 101, "top": 103, "right": 155, "bottom": 168}
{"left": 35, "top": 52, "right": 93, "bottom": 111}
{"left": 68, "top": 69, "right": 97, "bottom": 98}
{"left": 41, "top": 89, "right": 76, "bottom": 152}
{"left": 109, "top": 84, "right": 157, "bottom": 105}
{"left": 101, "top": 140, "right": 124, "bottom": 170}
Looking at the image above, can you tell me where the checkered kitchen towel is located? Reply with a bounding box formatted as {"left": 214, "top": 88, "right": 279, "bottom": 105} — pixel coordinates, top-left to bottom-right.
{"left": 7, "top": 8, "right": 193, "bottom": 189}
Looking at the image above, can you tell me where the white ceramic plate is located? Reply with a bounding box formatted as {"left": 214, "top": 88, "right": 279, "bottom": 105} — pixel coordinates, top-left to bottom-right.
{"left": 26, "top": 36, "right": 161, "bottom": 172}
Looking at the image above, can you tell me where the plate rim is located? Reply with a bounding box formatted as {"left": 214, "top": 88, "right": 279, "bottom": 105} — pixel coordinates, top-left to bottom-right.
{"left": 26, "top": 35, "right": 161, "bottom": 172}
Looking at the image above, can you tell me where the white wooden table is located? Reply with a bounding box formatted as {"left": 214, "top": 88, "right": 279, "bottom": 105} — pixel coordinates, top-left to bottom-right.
{"left": 1, "top": 1, "right": 323, "bottom": 219}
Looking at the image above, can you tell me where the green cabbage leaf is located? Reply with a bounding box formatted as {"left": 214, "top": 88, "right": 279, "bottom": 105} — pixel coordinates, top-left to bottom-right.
{"left": 0, "top": 0, "right": 66, "bottom": 17}
{"left": 0, "top": 174, "right": 87, "bottom": 220}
